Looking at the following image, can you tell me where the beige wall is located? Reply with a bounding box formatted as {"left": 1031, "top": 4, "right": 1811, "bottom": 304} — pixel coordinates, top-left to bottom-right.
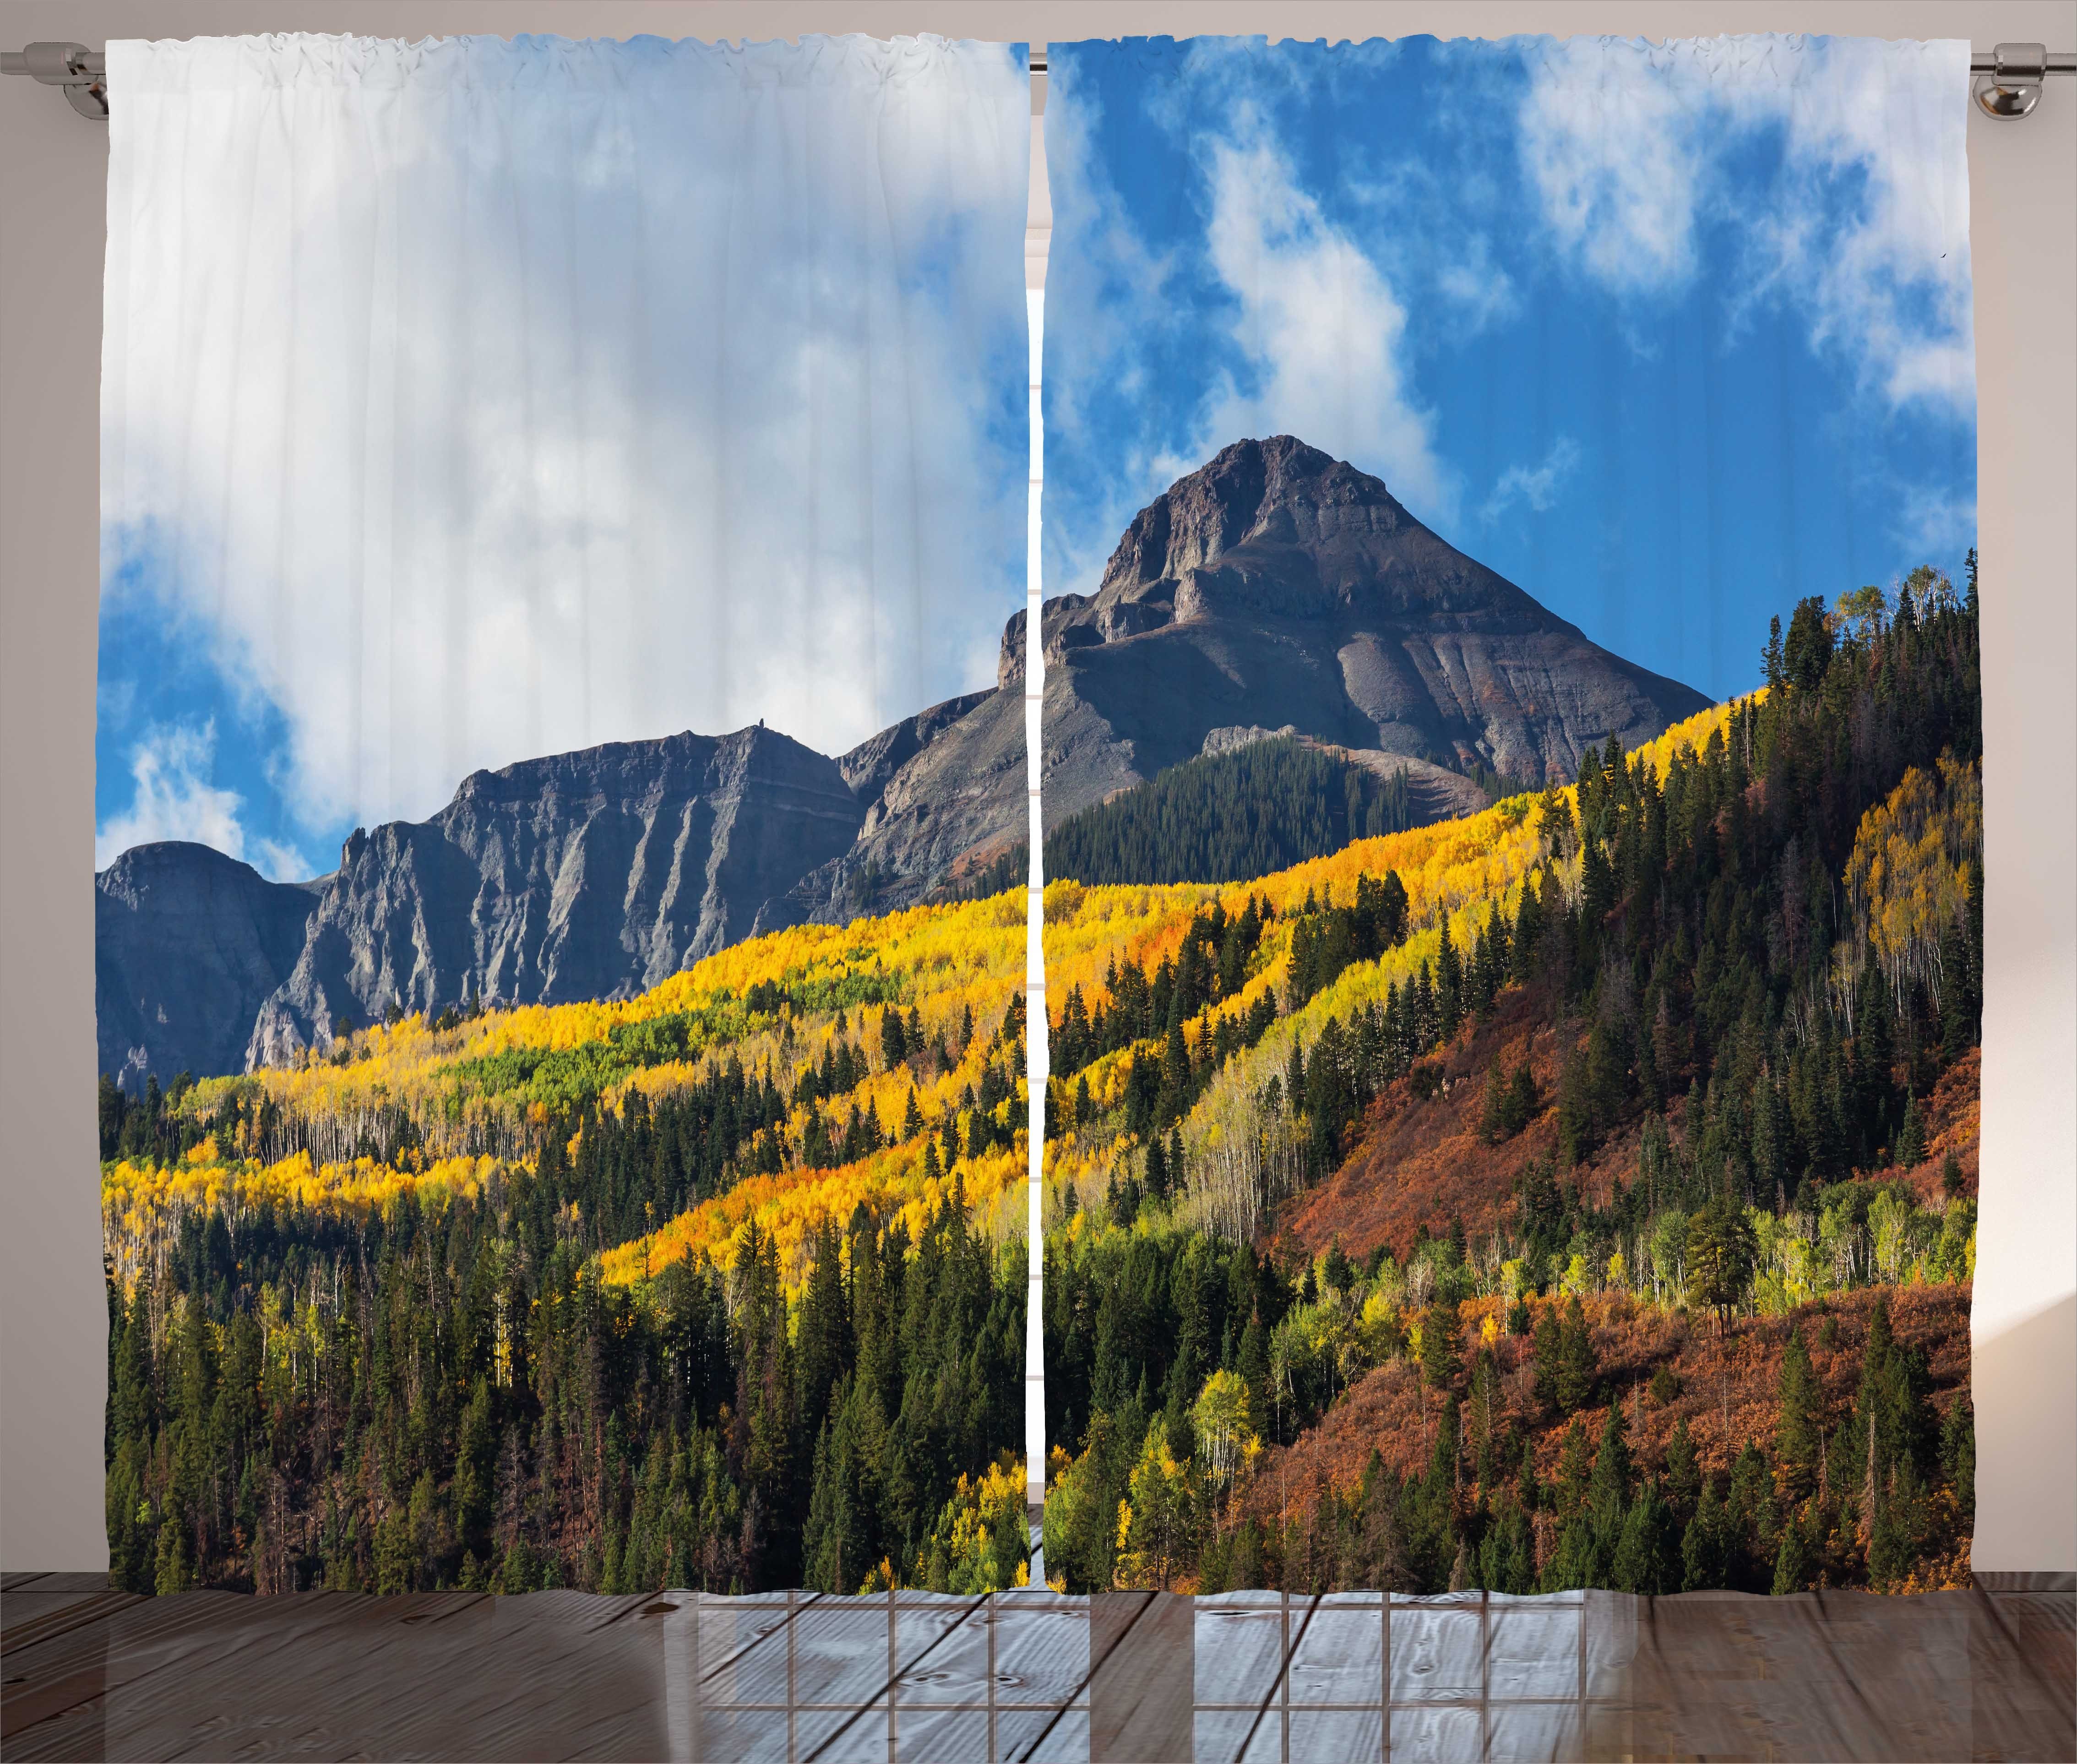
{"left": 4, "top": 0, "right": 2071, "bottom": 1575}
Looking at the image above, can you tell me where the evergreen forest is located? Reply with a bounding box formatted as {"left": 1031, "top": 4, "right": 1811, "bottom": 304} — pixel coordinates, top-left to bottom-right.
{"left": 1043, "top": 738, "right": 1428, "bottom": 887}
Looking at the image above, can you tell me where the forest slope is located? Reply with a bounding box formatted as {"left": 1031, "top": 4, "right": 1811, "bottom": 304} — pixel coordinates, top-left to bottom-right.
{"left": 1038, "top": 566, "right": 1985, "bottom": 1600}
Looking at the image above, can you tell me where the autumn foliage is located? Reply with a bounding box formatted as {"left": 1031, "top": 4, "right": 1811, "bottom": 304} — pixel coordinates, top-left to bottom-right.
{"left": 1038, "top": 566, "right": 1983, "bottom": 1597}
{"left": 100, "top": 885, "right": 1033, "bottom": 1596}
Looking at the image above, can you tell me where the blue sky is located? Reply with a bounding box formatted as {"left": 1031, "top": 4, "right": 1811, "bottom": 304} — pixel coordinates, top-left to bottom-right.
{"left": 95, "top": 539, "right": 315, "bottom": 882}
{"left": 96, "top": 34, "right": 1030, "bottom": 881}
{"left": 1041, "top": 34, "right": 1976, "bottom": 706}
{"left": 97, "top": 33, "right": 1977, "bottom": 882}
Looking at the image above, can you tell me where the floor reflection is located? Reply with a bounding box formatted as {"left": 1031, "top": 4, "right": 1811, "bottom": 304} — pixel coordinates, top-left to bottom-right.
{"left": 2, "top": 1573, "right": 2069, "bottom": 1761}
{"left": 666, "top": 1590, "right": 1089, "bottom": 1762}
{"left": 659, "top": 1585, "right": 2066, "bottom": 1764}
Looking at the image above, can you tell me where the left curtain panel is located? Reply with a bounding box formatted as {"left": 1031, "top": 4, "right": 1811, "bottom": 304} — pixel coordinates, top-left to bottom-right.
{"left": 97, "top": 33, "right": 1034, "bottom": 1598}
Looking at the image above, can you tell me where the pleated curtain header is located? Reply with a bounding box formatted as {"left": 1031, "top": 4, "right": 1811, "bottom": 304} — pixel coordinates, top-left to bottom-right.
{"left": 107, "top": 33, "right": 1015, "bottom": 94}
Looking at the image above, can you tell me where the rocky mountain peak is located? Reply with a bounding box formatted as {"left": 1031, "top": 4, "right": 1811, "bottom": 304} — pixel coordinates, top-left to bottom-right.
{"left": 1038, "top": 435, "right": 1711, "bottom": 822}
{"left": 1097, "top": 435, "right": 1416, "bottom": 597}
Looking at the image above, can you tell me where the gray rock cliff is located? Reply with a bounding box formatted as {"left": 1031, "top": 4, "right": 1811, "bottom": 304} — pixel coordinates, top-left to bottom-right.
{"left": 96, "top": 844, "right": 326, "bottom": 1090}
{"left": 799, "top": 654, "right": 1030, "bottom": 917}
{"left": 245, "top": 725, "right": 867, "bottom": 1065}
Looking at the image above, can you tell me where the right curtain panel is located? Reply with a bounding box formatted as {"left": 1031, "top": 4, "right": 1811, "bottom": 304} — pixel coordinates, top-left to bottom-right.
{"left": 1038, "top": 34, "right": 1979, "bottom": 1598}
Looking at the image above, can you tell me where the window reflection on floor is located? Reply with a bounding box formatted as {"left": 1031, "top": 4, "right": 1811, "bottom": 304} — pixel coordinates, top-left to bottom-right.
{"left": 663, "top": 1588, "right": 1631, "bottom": 1763}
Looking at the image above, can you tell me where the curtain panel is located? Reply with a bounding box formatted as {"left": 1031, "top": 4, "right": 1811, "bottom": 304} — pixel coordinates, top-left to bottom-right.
{"left": 92, "top": 26, "right": 1988, "bottom": 1616}
{"left": 95, "top": 32, "right": 1034, "bottom": 1599}
{"left": 1035, "top": 34, "right": 1981, "bottom": 1604}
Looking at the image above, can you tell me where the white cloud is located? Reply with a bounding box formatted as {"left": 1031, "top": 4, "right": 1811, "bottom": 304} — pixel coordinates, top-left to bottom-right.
{"left": 1517, "top": 36, "right": 1973, "bottom": 416}
{"left": 95, "top": 723, "right": 312, "bottom": 880}
{"left": 1434, "top": 234, "right": 1521, "bottom": 334}
{"left": 1049, "top": 120, "right": 1458, "bottom": 593}
{"left": 1735, "top": 38, "right": 1974, "bottom": 414}
{"left": 1040, "top": 68, "right": 1463, "bottom": 597}
{"left": 1892, "top": 483, "right": 1977, "bottom": 564}
{"left": 1033, "top": 80, "right": 1184, "bottom": 595}
{"left": 1479, "top": 435, "right": 1582, "bottom": 524}
{"left": 1519, "top": 43, "right": 1708, "bottom": 298}
{"left": 102, "top": 35, "right": 1031, "bottom": 836}
{"left": 1192, "top": 130, "right": 1456, "bottom": 524}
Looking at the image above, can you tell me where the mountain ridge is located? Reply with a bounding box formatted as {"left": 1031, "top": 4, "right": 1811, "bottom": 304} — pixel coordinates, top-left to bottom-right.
{"left": 97, "top": 434, "right": 1711, "bottom": 1085}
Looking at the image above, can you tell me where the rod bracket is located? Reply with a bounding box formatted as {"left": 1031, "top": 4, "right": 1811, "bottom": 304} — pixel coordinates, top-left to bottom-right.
{"left": 0, "top": 42, "right": 108, "bottom": 119}
{"left": 1975, "top": 42, "right": 2049, "bottom": 119}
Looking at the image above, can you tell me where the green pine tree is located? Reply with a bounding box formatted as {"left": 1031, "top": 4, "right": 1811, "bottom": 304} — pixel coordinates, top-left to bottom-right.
{"left": 1686, "top": 1193, "right": 1757, "bottom": 1333}
{"left": 1771, "top": 1508, "right": 1814, "bottom": 1595}
{"left": 1893, "top": 1091, "right": 1925, "bottom": 1170}
{"left": 1663, "top": 1416, "right": 1701, "bottom": 1521}
{"left": 1681, "top": 1475, "right": 1727, "bottom": 1591}
{"left": 1420, "top": 1298, "right": 1461, "bottom": 1392}
{"left": 1611, "top": 1479, "right": 1680, "bottom": 1594}
{"left": 1775, "top": 1326, "right": 1822, "bottom": 1502}
{"left": 1555, "top": 1295, "right": 1596, "bottom": 1413}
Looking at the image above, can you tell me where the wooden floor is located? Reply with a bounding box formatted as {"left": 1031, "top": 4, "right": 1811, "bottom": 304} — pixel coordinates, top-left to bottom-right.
{"left": 2, "top": 1573, "right": 2070, "bottom": 1762}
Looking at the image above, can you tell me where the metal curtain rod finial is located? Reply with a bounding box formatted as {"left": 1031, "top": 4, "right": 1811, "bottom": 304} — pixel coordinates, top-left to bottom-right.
{"left": 6, "top": 39, "right": 2074, "bottom": 124}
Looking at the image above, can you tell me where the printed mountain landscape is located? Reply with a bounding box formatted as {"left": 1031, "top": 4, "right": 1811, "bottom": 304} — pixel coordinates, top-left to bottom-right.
{"left": 97, "top": 441, "right": 1982, "bottom": 1605}
{"left": 97, "top": 437, "right": 1704, "bottom": 1092}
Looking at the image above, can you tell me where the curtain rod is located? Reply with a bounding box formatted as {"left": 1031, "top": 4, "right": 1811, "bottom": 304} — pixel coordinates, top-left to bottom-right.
{"left": 6, "top": 40, "right": 2074, "bottom": 123}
